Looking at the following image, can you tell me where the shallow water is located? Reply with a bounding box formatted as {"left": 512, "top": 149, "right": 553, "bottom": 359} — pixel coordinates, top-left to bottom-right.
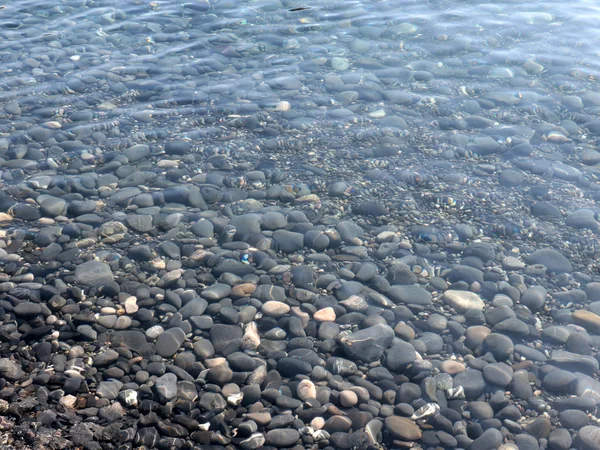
{"left": 2, "top": 0, "right": 600, "bottom": 222}
{"left": 3, "top": 1, "right": 600, "bottom": 449}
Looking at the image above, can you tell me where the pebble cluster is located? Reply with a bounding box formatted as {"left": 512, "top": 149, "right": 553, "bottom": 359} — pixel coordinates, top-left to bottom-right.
{"left": 1, "top": 0, "right": 600, "bottom": 450}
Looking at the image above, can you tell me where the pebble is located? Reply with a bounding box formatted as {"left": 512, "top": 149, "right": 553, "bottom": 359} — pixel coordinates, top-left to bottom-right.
{"left": 74, "top": 260, "right": 114, "bottom": 287}
{"left": 155, "top": 327, "right": 186, "bottom": 358}
{"left": 443, "top": 290, "right": 485, "bottom": 311}
{"left": 340, "top": 324, "right": 394, "bottom": 362}
{"left": 265, "top": 429, "right": 300, "bottom": 447}
{"left": 384, "top": 416, "right": 422, "bottom": 441}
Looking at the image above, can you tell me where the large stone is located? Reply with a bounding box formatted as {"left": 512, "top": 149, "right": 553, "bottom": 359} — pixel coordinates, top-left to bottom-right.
{"left": 575, "top": 426, "right": 600, "bottom": 450}
{"left": 75, "top": 260, "right": 114, "bottom": 287}
{"left": 340, "top": 324, "right": 394, "bottom": 362}
{"left": 525, "top": 248, "right": 572, "bottom": 274}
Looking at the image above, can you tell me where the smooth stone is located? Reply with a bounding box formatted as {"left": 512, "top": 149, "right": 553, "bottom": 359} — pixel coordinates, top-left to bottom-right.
{"left": 566, "top": 209, "right": 598, "bottom": 230}
{"left": 154, "top": 373, "right": 178, "bottom": 402}
{"left": 261, "top": 301, "right": 290, "bottom": 318}
{"left": 573, "top": 373, "right": 600, "bottom": 402}
{"left": 384, "top": 416, "right": 422, "bottom": 441}
{"left": 13, "top": 302, "right": 42, "bottom": 318}
{"left": 525, "top": 248, "right": 572, "bottom": 274}
{"left": 550, "top": 350, "right": 599, "bottom": 374}
{"left": 448, "top": 265, "right": 484, "bottom": 284}
{"left": 470, "top": 428, "right": 503, "bottom": 450}
{"left": 97, "top": 380, "right": 123, "bottom": 400}
{"left": 273, "top": 230, "right": 304, "bottom": 253}
{"left": 521, "top": 286, "right": 547, "bottom": 312}
{"left": 340, "top": 390, "right": 359, "bottom": 407}
{"left": 126, "top": 214, "right": 154, "bottom": 232}
{"left": 560, "top": 409, "right": 589, "bottom": 430}
{"left": 265, "top": 429, "right": 300, "bottom": 447}
{"left": 574, "top": 426, "right": 600, "bottom": 450}
{"left": 155, "top": 327, "right": 185, "bottom": 358}
{"left": 483, "top": 363, "right": 513, "bottom": 387}
{"left": 483, "top": 333, "right": 514, "bottom": 360}
{"left": 385, "top": 341, "right": 417, "bottom": 372}
{"left": 387, "top": 285, "right": 432, "bottom": 306}
{"left": 443, "top": 290, "right": 485, "bottom": 311}
{"left": 201, "top": 283, "right": 232, "bottom": 301}
{"left": 542, "top": 370, "right": 576, "bottom": 394}
{"left": 75, "top": 260, "right": 114, "bottom": 287}
{"left": 453, "top": 369, "right": 485, "bottom": 400}
{"left": 93, "top": 349, "right": 119, "bottom": 367}
{"left": 548, "top": 428, "right": 572, "bottom": 450}
{"left": 522, "top": 417, "right": 552, "bottom": 439}
{"left": 572, "top": 309, "right": 600, "bottom": 334}
{"left": 179, "top": 298, "right": 208, "bottom": 319}
{"left": 277, "top": 357, "right": 312, "bottom": 377}
{"left": 340, "top": 324, "right": 394, "bottom": 362}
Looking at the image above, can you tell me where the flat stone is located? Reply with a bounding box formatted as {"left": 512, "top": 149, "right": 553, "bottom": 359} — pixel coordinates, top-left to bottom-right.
{"left": 126, "top": 214, "right": 154, "bottom": 232}
{"left": 483, "top": 362, "right": 513, "bottom": 387}
{"left": 443, "top": 290, "right": 485, "bottom": 312}
{"left": 261, "top": 301, "right": 290, "bottom": 318}
{"left": 179, "top": 298, "right": 208, "bottom": 319}
{"left": 93, "top": 349, "right": 119, "bottom": 367}
{"left": 550, "top": 350, "right": 599, "bottom": 374}
{"left": 387, "top": 285, "right": 432, "bottom": 306}
{"left": 384, "top": 416, "right": 422, "bottom": 441}
{"left": 314, "top": 307, "right": 336, "bottom": 322}
{"left": 340, "top": 324, "right": 394, "bottom": 362}
{"left": 211, "top": 324, "right": 243, "bottom": 355}
{"left": 265, "top": 429, "right": 300, "bottom": 448}
{"left": 525, "top": 248, "right": 572, "bottom": 274}
{"left": 572, "top": 309, "right": 600, "bottom": 334}
{"left": 75, "top": 260, "right": 114, "bottom": 287}
{"left": 13, "top": 302, "right": 42, "bottom": 318}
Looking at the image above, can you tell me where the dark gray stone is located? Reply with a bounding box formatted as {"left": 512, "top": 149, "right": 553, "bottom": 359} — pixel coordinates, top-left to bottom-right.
{"left": 340, "top": 324, "right": 394, "bottom": 362}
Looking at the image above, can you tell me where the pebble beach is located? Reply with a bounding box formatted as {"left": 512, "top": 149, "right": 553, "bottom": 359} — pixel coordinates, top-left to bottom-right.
{"left": 1, "top": 0, "right": 600, "bottom": 449}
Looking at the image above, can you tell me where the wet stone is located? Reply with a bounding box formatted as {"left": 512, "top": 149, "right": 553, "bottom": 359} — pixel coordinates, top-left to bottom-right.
{"left": 443, "top": 290, "right": 485, "bottom": 312}
{"left": 453, "top": 369, "right": 485, "bottom": 400}
{"left": 525, "top": 248, "right": 573, "bottom": 274}
{"left": 154, "top": 373, "right": 178, "bottom": 402}
{"left": 265, "top": 429, "right": 300, "bottom": 448}
{"left": 75, "top": 261, "right": 114, "bottom": 288}
{"left": 575, "top": 426, "right": 600, "bottom": 450}
{"left": 155, "top": 327, "right": 186, "bottom": 358}
{"left": 340, "top": 324, "right": 394, "bottom": 362}
{"left": 384, "top": 416, "right": 422, "bottom": 441}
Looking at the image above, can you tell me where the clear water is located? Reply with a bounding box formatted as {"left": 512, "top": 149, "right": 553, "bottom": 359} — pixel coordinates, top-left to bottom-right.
{"left": 2, "top": 0, "right": 600, "bottom": 261}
